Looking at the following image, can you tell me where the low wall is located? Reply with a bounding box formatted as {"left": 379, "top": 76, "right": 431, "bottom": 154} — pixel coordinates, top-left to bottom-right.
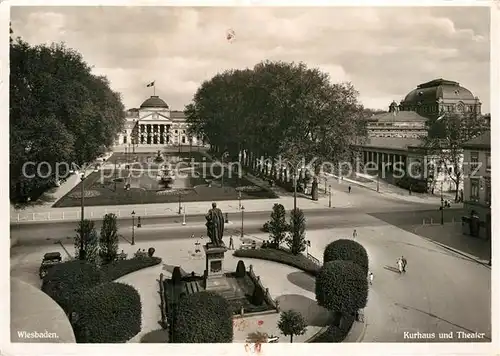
{"left": 158, "top": 273, "right": 167, "bottom": 329}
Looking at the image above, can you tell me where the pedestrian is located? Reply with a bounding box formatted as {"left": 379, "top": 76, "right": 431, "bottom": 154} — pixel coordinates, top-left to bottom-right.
{"left": 229, "top": 235, "right": 234, "bottom": 250}
{"left": 397, "top": 258, "right": 403, "bottom": 273}
{"left": 368, "top": 272, "right": 374, "bottom": 285}
{"left": 353, "top": 229, "right": 357, "bottom": 239}
{"left": 401, "top": 256, "right": 407, "bottom": 273}
{"left": 348, "top": 185, "right": 351, "bottom": 193}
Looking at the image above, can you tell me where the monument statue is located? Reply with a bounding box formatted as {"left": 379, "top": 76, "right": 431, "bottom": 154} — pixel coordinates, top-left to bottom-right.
{"left": 205, "top": 202, "right": 225, "bottom": 247}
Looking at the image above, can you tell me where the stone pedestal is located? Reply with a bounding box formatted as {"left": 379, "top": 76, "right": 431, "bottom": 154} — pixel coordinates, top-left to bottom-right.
{"left": 204, "top": 243, "right": 231, "bottom": 292}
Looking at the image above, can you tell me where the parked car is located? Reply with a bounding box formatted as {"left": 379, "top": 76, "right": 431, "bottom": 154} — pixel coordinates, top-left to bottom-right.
{"left": 267, "top": 335, "right": 279, "bottom": 343}
{"left": 39, "top": 252, "right": 62, "bottom": 279}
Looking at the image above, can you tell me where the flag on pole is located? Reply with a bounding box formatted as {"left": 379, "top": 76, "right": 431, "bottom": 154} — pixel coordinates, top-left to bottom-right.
{"left": 436, "top": 113, "right": 445, "bottom": 121}
{"left": 146, "top": 81, "right": 155, "bottom": 87}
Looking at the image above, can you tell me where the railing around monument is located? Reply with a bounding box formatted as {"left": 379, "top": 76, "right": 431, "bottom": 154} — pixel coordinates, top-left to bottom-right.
{"left": 158, "top": 273, "right": 167, "bottom": 329}
{"left": 306, "top": 253, "right": 322, "bottom": 267}
{"left": 247, "top": 265, "right": 278, "bottom": 312}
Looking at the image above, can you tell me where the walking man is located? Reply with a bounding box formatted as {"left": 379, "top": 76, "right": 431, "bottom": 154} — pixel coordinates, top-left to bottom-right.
{"left": 401, "top": 256, "right": 407, "bottom": 273}
{"left": 368, "top": 272, "right": 374, "bottom": 285}
{"left": 229, "top": 235, "right": 234, "bottom": 250}
{"left": 353, "top": 229, "right": 357, "bottom": 239}
{"left": 397, "top": 257, "right": 403, "bottom": 273}
{"left": 348, "top": 185, "right": 352, "bottom": 193}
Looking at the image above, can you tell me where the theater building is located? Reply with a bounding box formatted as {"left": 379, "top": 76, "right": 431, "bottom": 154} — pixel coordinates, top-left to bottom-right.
{"left": 356, "top": 78, "right": 482, "bottom": 193}
{"left": 115, "top": 95, "right": 203, "bottom": 150}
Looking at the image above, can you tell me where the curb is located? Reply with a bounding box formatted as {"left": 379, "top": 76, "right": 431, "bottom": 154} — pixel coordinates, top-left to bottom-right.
{"left": 413, "top": 225, "right": 491, "bottom": 269}
{"left": 343, "top": 317, "right": 367, "bottom": 343}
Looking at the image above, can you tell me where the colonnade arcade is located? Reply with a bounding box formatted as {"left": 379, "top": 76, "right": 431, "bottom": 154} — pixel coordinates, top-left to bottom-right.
{"left": 134, "top": 123, "right": 174, "bottom": 145}
{"left": 360, "top": 150, "right": 408, "bottom": 172}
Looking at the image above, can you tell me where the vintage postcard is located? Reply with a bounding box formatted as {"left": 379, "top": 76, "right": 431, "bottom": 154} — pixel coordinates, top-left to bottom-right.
{"left": 3, "top": 1, "right": 497, "bottom": 355}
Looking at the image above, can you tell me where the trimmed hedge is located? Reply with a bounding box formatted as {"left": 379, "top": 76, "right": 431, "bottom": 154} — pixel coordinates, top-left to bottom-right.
{"left": 71, "top": 282, "right": 142, "bottom": 343}
{"left": 42, "top": 260, "right": 102, "bottom": 313}
{"left": 323, "top": 239, "right": 369, "bottom": 274}
{"left": 233, "top": 248, "right": 320, "bottom": 276}
{"left": 172, "top": 266, "right": 182, "bottom": 285}
{"left": 100, "top": 256, "right": 162, "bottom": 282}
{"left": 315, "top": 261, "right": 368, "bottom": 315}
{"left": 252, "top": 285, "right": 265, "bottom": 306}
{"left": 235, "top": 260, "right": 246, "bottom": 277}
{"left": 172, "top": 291, "right": 233, "bottom": 343}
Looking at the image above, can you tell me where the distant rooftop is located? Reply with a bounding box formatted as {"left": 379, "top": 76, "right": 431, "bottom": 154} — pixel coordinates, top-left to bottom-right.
{"left": 463, "top": 131, "right": 490, "bottom": 150}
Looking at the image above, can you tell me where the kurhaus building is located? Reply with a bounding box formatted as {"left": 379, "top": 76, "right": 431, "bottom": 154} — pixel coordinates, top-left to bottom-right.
{"left": 115, "top": 95, "right": 202, "bottom": 149}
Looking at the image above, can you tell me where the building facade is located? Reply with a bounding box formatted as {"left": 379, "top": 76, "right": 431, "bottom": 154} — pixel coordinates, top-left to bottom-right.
{"left": 368, "top": 78, "right": 482, "bottom": 139}
{"left": 115, "top": 95, "right": 202, "bottom": 150}
{"left": 462, "top": 131, "right": 491, "bottom": 239}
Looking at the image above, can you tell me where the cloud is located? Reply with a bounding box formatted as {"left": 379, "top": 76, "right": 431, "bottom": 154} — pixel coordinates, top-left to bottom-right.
{"left": 10, "top": 6, "right": 490, "bottom": 112}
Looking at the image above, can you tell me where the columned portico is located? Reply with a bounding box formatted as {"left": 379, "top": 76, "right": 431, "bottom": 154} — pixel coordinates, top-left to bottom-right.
{"left": 117, "top": 95, "right": 205, "bottom": 149}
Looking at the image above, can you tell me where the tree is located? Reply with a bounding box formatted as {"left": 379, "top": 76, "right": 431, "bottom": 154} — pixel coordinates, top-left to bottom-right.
{"left": 99, "top": 213, "right": 119, "bottom": 264}
{"left": 323, "top": 239, "right": 369, "bottom": 274}
{"left": 423, "top": 112, "right": 488, "bottom": 201}
{"left": 286, "top": 208, "right": 306, "bottom": 255}
{"left": 10, "top": 37, "right": 125, "bottom": 204}
{"left": 184, "top": 61, "right": 367, "bottom": 180}
{"left": 277, "top": 310, "right": 308, "bottom": 343}
{"left": 75, "top": 219, "right": 99, "bottom": 263}
{"left": 267, "top": 203, "right": 288, "bottom": 247}
{"left": 315, "top": 260, "right": 368, "bottom": 324}
{"left": 172, "top": 291, "right": 233, "bottom": 343}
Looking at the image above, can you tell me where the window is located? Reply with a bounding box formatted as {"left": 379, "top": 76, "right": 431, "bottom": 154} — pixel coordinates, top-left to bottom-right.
{"left": 470, "top": 179, "right": 480, "bottom": 201}
{"left": 175, "top": 130, "right": 178, "bottom": 134}
{"left": 486, "top": 153, "right": 491, "bottom": 172}
{"left": 470, "top": 152, "right": 479, "bottom": 173}
{"left": 123, "top": 135, "right": 127, "bottom": 144}
{"left": 485, "top": 178, "right": 491, "bottom": 205}
{"left": 182, "top": 136, "right": 186, "bottom": 144}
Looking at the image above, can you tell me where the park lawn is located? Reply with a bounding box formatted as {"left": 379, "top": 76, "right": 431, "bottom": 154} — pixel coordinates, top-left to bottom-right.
{"left": 52, "top": 167, "right": 276, "bottom": 208}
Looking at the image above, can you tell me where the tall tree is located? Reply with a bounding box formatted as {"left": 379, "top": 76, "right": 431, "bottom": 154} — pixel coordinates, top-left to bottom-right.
{"left": 75, "top": 219, "right": 99, "bottom": 263}
{"left": 10, "top": 37, "right": 125, "bottom": 204}
{"left": 423, "top": 112, "right": 488, "bottom": 201}
{"left": 267, "top": 203, "right": 288, "bottom": 247}
{"left": 277, "top": 310, "right": 308, "bottom": 343}
{"left": 286, "top": 208, "right": 306, "bottom": 255}
{"left": 99, "top": 213, "right": 119, "bottom": 264}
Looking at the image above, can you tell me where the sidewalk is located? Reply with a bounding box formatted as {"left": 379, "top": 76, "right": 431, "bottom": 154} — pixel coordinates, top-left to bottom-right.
{"left": 10, "top": 195, "right": 343, "bottom": 224}
{"left": 325, "top": 172, "right": 459, "bottom": 207}
{"left": 413, "top": 223, "right": 491, "bottom": 265}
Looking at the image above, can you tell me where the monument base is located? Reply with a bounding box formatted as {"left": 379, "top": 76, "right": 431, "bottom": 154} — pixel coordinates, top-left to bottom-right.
{"left": 205, "top": 275, "right": 232, "bottom": 292}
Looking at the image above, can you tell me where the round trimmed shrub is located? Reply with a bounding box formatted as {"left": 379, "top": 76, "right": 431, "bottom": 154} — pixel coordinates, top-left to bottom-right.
{"left": 252, "top": 285, "right": 265, "bottom": 306}
{"left": 172, "top": 291, "right": 233, "bottom": 343}
{"left": 315, "top": 260, "right": 368, "bottom": 315}
{"left": 148, "top": 247, "right": 155, "bottom": 257}
{"left": 323, "top": 239, "right": 369, "bottom": 273}
{"left": 235, "top": 260, "right": 246, "bottom": 277}
{"left": 172, "top": 266, "right": 182, "bottom": 284}
{"left": 41, "top": 260, "right": 102, "bottom": 313}
{"left": 71, "top": 282, "right": 142, "bottom": 343}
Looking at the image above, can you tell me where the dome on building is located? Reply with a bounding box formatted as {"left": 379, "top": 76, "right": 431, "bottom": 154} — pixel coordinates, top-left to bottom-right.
{"left": 140, "top": 96, "right": 169, "bottom": 109}
{"left": 402, "top": 79, "right": 475, "bottom": 104}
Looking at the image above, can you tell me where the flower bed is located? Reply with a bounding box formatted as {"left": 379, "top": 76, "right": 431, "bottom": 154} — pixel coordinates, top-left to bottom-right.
{"left": 235, "top": 185, "right": 263, "bottom": 192}
{"left": 233, "top": 248, "right": 320, "bottom": 277}
{"left": 100, "top": 256, "right": 162, "bottom": 282}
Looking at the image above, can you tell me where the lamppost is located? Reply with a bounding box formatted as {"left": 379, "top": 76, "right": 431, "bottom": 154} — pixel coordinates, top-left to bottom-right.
{"left": 293, "top": 173, "right": 298, "bottom": 212}
{"left": 440, "top": 181, "right": 444, "bottom": 225}
{"left": 238, "top": 191, "right": 242, "bottom": 210}
{"left": 114, "top": 159, "right": 118, "bottom": 192}
{"left": 376, "top": 174, "right": 380, "bottom": 193}
{"left": 79, "top": 172, "right": 86, "bottom": 260}
{"left": 241, "top": 205, "right": 245, "bottom": 238}
{"left": 221, "top": 151, "right": 229, "bottom": 189}
{"left": 182, "top": 206, "right": 186, "bottom": 226}
{"left": 328, "top": 185, "right": 332, "bottom": 208}
{"left": 178, "top": 193, "right": 182, "bottom": 215}
{"left": 131, "top": 210, "right": 136, "bottom": 245}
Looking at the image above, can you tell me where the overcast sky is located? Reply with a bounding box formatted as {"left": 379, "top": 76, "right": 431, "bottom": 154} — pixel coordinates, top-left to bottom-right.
{"left": 11, "top": 6, "right": 490, "bottom": 112}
